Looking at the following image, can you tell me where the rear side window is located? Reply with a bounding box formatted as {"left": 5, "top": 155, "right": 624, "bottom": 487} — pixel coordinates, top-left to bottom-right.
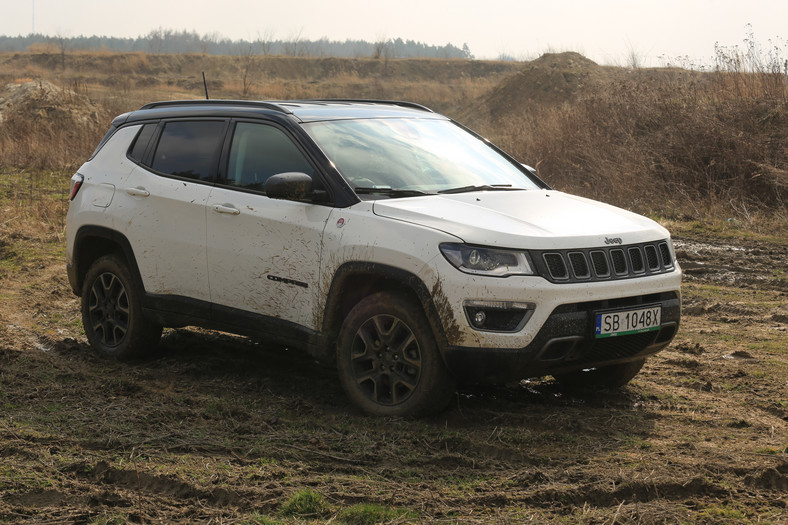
{"left": 226, "top": 122, "right": 314, "bottom": 191}
{"left": 151, "top": 121, "right": 226, "bottom": 181}
{"left": 128, "top": 123, "right": 157, "bottom": 163}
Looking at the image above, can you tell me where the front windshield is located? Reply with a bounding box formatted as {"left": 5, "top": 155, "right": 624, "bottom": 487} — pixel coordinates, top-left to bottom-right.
{"left": 303, "top": 118, "right": 540, "bottom": 195}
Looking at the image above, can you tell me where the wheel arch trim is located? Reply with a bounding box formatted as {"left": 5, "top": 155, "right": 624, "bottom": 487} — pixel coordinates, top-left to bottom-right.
{"left": 321, "top": 262, "right": 451, "bottom": 357}
{"left": 70, "top": 226, "right": 145, "bottom": 296}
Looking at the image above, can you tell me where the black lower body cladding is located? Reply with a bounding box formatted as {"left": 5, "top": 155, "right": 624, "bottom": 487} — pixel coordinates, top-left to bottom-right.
{"left": 442, "top": 292, "right": 680, "bottom": 384}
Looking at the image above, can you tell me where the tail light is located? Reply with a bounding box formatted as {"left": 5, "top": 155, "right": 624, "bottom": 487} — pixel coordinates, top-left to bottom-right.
{"left": 69, "top": 173, "right": 84, "bottom": 200}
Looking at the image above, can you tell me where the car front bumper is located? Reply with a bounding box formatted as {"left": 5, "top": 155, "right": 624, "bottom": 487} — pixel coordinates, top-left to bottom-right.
{"left": 431, "top": 261, "right": 682, "bottom": 383}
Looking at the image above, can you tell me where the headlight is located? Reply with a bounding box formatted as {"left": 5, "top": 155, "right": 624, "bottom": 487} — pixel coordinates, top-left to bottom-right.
{"left": 439, "top": 243, "right": 534, "bottom": 277}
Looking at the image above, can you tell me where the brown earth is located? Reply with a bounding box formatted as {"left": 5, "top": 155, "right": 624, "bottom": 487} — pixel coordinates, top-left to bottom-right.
{"left": 0, "top": 204, "right": 786, "bottom": 524}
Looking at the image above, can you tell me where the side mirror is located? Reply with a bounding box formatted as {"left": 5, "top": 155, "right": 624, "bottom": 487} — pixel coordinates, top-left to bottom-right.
{"left": 265, "top": 172, "right": 314, "bottom": 201}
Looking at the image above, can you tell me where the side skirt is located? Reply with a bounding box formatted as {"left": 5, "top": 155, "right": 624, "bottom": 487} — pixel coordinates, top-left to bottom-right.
{"left": 142, "top": 293, "right": 328, "bottom": 360}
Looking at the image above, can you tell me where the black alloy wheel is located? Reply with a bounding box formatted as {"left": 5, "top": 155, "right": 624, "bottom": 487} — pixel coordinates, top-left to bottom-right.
{"left": 337, "top": 291, "right": 455, "bottom": 417}
{"left": 81, "top": 254, "right": 162, "bottom": 360}
{"left": 87, "top": 271, "right": 130, "bottom": 347}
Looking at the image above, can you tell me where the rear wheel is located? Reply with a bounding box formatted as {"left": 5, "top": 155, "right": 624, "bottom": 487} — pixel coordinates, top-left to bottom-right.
{"left": 337, "top": 292, "right": 456, "bottom": 417}
{"left": 81, "top": 254, "right": 162, "bottom": 360}
{"left": 553, "top": 358, "right": 646, "bottom": 389}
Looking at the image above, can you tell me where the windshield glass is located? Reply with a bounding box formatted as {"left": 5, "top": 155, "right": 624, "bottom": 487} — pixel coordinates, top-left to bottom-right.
{"left": 303, "top": 118, "right": 540, "bottom": 195}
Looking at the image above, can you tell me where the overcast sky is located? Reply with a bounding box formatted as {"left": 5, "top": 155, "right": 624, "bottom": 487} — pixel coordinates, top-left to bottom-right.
{"left": 1, "top": 0, "right": 786, "bottom": 65}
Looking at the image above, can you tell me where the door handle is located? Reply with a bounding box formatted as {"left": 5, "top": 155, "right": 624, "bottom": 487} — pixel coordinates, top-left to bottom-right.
{"left": 124, "top": 186, "right": 150, "bottom": 197}
{"left": 213, "top": 204, "right": 240, "bottom": 215}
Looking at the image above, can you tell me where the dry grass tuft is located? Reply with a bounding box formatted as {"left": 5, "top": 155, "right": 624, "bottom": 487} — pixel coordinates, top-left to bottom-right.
{"left": 475, "top": 53, "right": 787, "bottom": 229}
{"left": 0, "top": 49, "right": 785, "bottom": 228}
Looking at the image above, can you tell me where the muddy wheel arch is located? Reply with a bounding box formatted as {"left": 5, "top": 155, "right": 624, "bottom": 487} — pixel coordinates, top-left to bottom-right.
{"left": 319, "top": 262, "right": 455, "bottom": 364}
{"left": 69, "top": 226, "right": 143, "bottom": 297}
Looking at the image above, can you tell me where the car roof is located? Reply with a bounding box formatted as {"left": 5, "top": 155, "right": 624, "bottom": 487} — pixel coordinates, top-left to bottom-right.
{"left": 116, "top": 99, "right": 447, "bottom": 125}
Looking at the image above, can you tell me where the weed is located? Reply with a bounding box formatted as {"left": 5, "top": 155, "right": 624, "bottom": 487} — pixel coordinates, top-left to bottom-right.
{"left": 754, "top": 445, "right": 787, "bottom": 455}
{"left": 698, "top": 504, "right": 746, "bottom": 521}
{"left": 338, "top": 503, "right": 416, "bottom": 525}
{"left": 280, "top": 488, "right": 331, "bottom": 518}
{"left": 620, "top": 434, "right": 654, "bottom": 450}
{"left": 238, "top": 514, "right": 284, "bottom": 525}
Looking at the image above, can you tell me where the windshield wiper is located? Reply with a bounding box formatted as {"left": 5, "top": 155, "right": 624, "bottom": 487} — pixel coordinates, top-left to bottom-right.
{"left": 438, "top": 184, "right": 525, "bottom": 195}
{"left": 353, "top": 187, "right": 435, "bottom": 197}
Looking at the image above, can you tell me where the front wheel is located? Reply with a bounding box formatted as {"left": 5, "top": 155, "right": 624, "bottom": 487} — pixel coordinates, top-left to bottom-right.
{"left": 336, "top": 292, "right": 456, "bottom": 417}
{"left": 81, "top": 254, "right": 162, "bottom": 361}
{"left": 553, "top": 358, "right": 646, "bottom": 389}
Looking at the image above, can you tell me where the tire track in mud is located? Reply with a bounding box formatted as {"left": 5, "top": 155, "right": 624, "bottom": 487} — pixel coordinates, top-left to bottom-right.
{"left": 2, "top": 228, "right": 787, "bottom": 523}
{"left": 674, "top": 237, "right": 788, "bottom": 292}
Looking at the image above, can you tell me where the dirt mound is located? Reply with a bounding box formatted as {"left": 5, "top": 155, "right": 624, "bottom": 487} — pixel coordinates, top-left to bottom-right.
{"left": 0, "top": 79, "right": 99, "bottom": 126}
{"left": 482, "top": 52, "right": 605, "bottom": 117}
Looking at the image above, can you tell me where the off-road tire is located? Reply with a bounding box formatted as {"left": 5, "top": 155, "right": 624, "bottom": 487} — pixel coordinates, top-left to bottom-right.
{"left": 337, "top": 291, "right": 456, "bottom": 417}
{"left": 81, "top": 254, "right": 162, "bottom": 360}
{"left": 553, "top": 358, "right": 646, "bottom": 389}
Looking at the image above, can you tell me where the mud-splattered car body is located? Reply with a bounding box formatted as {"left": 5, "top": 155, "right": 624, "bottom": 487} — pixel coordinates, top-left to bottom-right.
{"left": 66, "top": 100, "right": 681, "bottom": 416}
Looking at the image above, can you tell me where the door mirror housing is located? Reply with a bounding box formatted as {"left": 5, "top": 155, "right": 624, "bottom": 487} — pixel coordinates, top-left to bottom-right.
{"left": 265, "top": 172, "right": 315, "bottom": 201}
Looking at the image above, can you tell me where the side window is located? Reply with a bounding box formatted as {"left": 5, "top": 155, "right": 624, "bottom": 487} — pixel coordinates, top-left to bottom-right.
{"left": 128, "top": 123, "right": 157, "bottom": 163}
{"left": 226, "top": 122, "right": 314, "bottom": 191}
{"left": 151, "top": 120, "right": 226, "bottom": 181}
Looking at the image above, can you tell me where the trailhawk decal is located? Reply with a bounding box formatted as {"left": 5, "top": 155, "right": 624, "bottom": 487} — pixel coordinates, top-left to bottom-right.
{"left": 267, "top": 274, "right": 309, "bottom": 288}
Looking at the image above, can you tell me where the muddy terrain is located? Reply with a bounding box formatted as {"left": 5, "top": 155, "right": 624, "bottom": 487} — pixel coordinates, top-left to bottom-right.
{"left": 0, "top": 201, "right": 786, "bottom": 524}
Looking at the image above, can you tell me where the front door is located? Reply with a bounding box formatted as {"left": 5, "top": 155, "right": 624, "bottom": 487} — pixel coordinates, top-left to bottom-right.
{"left": 206, "top": 121, "right": 332, "bottom": 331}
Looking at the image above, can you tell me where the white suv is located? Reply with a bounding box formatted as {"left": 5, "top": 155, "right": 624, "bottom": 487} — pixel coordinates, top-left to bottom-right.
{"left": 66, "top": 100, "right": 681, "bottom": 416}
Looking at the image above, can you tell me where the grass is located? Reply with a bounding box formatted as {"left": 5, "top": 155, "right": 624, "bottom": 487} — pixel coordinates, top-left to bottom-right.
{"left": 338, "top": 503, "right": 417, "bottom": 524}
{"left": 279, "top": 488, "right": 331, "bottom": 518}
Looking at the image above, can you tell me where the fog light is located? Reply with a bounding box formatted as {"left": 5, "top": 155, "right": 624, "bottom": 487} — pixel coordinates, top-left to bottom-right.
{"left": 463, "top": 300, "right": 535, "bottom": 333}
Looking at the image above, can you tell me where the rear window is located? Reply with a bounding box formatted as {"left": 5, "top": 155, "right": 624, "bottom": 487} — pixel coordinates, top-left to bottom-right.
{"left": 128, "top": 123, "right": 157, "bottom": 163}
{"left": 150, "top": 120, "right": 226, "bottom": 181}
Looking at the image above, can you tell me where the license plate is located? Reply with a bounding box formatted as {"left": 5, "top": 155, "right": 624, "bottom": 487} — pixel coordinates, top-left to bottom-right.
{"left": 595, "top": 305, "right": 661, "bottom": 338}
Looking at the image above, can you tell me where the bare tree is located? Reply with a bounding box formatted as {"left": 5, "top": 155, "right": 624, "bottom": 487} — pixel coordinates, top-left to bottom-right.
{"left": 53, "top": 31, "right": 69, "bottom": 70}
{"left": 257, "top": 28, "right": 275, "bottom": 56}
{"left": 202, "top": 31, "right": 221, "bottom": 55}
{"left": 373, "top": 34, "right": 388, "bottom": 59}
{"left": 147, "top": 27, "right": 164, "bottom": 54}
{"left": 283, "top": 28, "right": 304, "bottom": 57}
{"left": 239, "top": 43, "right": 260, "bottom": 97}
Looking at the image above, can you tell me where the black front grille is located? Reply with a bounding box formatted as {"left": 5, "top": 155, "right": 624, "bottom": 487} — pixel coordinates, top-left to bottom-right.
{"left": 645, "top": 245, "right": 660, "bottom": 270}
{"left": 611, "top": 249, "right": 627, "bottom": 274}
{"left": 590, "top": 251, "right": 609, "bottom": 276}
{"left": 568, "top": 252, "right": 590, "bottom": 278}
{"left": 534, "top": 240, "right": 675, "bottom": 283}
{"left": 534, "top": 291, "right": 682, "bottom": 368}
{"left": 659, "top": 242, "right": 672, "bottom": 267}
{"left": 584, "top": 331, "right": 660, "bottom": 362}
{"left": 543, "top": 253, "right": 568, "bottom": 279}
{"left": 629, "top": 247, "right": 644, "bottom": 273}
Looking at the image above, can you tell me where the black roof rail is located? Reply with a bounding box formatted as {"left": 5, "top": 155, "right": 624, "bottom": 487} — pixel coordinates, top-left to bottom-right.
{"left": 137, "top": 98, "right": 434, "bottom": 115}
{"left": 297, "top": 99, "right": 434, "bottom": 112}
{"left": 138, "top": 99, "right": 293, "bottom": 114}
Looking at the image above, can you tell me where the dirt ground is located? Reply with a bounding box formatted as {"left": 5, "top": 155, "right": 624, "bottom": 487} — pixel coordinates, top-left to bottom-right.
{"left": 0, "top": 199, "right": 785, "bottom": 524}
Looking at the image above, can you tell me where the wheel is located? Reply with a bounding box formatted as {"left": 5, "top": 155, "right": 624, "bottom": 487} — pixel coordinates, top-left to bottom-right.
{"left": 81, "top": 254, "right": 162, "bottom": 360}
{"left": 553, "top": 358, "right": 646, "bottom": 389}
{"left": 337, "top": 291, "right": 456, "bottom": 417}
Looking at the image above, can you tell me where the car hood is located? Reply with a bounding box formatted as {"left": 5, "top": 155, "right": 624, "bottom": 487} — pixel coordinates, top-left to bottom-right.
{"left": 372, "top": 190, "right": 669, "bottom": 249}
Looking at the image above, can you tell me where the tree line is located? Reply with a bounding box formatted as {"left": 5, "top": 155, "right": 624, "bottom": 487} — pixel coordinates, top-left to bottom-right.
{"left": 0, "top": 29, "right": 474, "bottom": 59}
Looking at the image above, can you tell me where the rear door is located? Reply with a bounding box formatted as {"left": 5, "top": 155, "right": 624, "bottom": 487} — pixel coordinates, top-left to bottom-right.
{"left": 113, "top": 119, "right": 226, "bottom": 304}
{"left": 206, "top": 121, "right": 333, "bottom": 331}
